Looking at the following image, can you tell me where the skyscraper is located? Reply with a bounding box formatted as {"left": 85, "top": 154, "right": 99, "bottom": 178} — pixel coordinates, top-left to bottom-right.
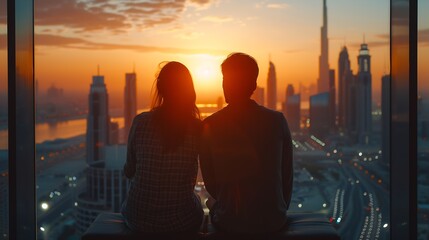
{"left": 338, "top": 46, "right": 351, "bottom": 129}
{"left": 282, "top": 84, "right": 295, "bottom": 121}
{"left": 285, "top": 94, "right": 301, "bottom": 132}
{"left": 267, "top": 61, "right": 277, "bottom": 110}
{"left": 381, "top": 75, "right": 390, "bottom": 165}
{"left": 86, "top": 74, "right": 110, "bottom": 166}
{"left": 329, "top": 69, "right": 336, "bottom": 129}
{"left": 124, "top": 72, "right": 137, "bottom": 140}
{"left": 356, "top": 43, "right": 372, "bottom": 144}
{"left": 76, "top": 145, "right": 129, "bottom": 234}
{"left": 345, "top": 73, "right": 358, "bottom": 141}
{"left": 78, "top": 73, "right": 129, "bottom": 234}
{"left": 251, "top": 86, "right": 265, "bottom": 106}
{"left": 318, "top": 0, "right": 330, "bottom": 93}
{"left": 310, "top": 92, "right": 330, "bottom": 138}
{"left": 286, "top": 84, "right": 295, "bottom": 101}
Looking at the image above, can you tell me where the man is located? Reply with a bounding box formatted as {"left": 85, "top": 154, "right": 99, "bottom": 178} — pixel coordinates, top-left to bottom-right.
{"left": 200, "top": 52, "right": 293, "bottom": 234}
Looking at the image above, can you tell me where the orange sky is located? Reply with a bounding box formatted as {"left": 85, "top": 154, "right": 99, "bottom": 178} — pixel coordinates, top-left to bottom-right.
{"left": 1, "top": 0, "right": 429, "bottom": 108}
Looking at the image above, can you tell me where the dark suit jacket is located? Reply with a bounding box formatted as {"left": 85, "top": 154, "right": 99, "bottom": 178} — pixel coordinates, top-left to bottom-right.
{"left": 200, "top": 99, "right": 293, "bottom": 233}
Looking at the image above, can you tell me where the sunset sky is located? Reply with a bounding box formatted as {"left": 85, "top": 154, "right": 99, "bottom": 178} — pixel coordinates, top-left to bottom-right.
{"left": 1, "top": 0, "right": 428, "bottom": 108}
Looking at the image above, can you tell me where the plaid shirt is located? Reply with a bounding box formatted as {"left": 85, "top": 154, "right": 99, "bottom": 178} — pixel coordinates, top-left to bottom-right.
{"left": 121, "top": 111, "right": 203, "bottom": 232}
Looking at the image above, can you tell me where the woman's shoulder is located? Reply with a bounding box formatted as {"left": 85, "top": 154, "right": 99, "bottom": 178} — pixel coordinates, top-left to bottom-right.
{"left": 132, "top": 111, "right": 154, "bottom": 125}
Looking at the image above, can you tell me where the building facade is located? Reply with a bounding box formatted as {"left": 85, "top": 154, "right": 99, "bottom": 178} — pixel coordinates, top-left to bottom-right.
{"left": 338, "top": 46, "right": 351, "bottom": 130}
{"left": 86, "top": 75, "right": 110, "bottom": 166}
{"left": 318, "top": 0, "right": 330, "bottom": 93}
{"left": 124, "top": 72, "right": 137, "bottom": 140}
{"left": 285, "top": 94, "right": 301, "bottom": 132}
{"left": 356, "top": 43, "right": 372, "bottom": 144}
{"left": 266, "top": 61, "right": 277, "bottom": 110}
{"left": 76, "top": 145, "right": 128, "bottom": 234}
{"left": 310, "top": 92, "right": 330, "bottom": 138}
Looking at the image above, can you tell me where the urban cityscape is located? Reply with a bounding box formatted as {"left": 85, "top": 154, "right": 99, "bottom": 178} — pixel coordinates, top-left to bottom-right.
{"left": 1, "top": 0, "right": 429, "bottom": 240}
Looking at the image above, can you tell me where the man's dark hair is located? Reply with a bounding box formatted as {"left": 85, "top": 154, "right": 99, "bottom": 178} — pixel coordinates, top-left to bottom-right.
{"left": 221, "top": 53, "right": 259, "bottom": 101}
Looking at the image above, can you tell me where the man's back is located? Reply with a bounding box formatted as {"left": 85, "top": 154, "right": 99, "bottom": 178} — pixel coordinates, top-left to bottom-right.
{"left": 200, "top": 99, "right": 293, "bottom": 233}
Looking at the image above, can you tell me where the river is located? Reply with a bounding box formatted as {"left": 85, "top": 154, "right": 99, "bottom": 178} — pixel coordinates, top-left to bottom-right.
{"left": 0, "top": 117, "right": 125, "bottom": 149}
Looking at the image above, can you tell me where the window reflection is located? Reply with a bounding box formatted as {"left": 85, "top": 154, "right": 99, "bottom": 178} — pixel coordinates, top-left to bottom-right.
{"left": 0, "top": 0, "right": 8, "bottom": 238}
{"left": 418, "top": 0, "right": 429, "bottom": 238}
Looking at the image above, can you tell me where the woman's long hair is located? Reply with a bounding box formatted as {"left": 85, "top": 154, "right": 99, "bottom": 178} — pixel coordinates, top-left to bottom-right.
{"left": 151, "top": 61, "right": 200, "bottom": 151}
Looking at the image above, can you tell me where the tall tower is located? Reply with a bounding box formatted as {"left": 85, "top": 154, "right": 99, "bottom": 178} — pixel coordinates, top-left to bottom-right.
{"left": 338, "top": 46, "right": 351, "bottom": 129}
{"left": 356, "top": 42, "right": 372, "bottom": 144}
{"left": 329, "top": 69, "right": 336, "bottom": 129}
{"left": 86, "top": 73, "right": 110, "bottom": 166}
{"left": 124, "top": 72, "right": 137, "bottom": 140}
{"left": 318, "top": 0, "right": 330, "bottom": 93}
{"left": 266, "top": 61, "right": 277, "bottom": 110}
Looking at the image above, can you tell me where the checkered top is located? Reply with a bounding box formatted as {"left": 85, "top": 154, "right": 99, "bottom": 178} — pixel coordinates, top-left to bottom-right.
{"left": 122, "top": 111, "right": 203, "bottom": 232}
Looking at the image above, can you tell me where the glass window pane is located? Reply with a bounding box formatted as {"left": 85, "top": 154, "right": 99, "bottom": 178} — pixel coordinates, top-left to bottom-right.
{"left": 34, "top": 1, "right": 390, "bottom": 239}
{"left": 418, "top": 0, "right": 429, "bottom": 238}
{"left": 0, "top": 0, "right": 8, "bottom": 238}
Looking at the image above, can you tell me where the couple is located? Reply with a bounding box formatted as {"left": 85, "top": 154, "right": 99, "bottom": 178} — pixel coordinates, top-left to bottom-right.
{"left": 121, "top": 52, "right": 293, "bottom": 235}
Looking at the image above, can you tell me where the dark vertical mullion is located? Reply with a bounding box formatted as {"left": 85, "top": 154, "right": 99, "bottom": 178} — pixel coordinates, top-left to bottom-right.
{"left": 409, "top": 0, "right": 418, "bottom": 239}
{"left": 7, "top": 0, "right": 36, "bottom": 239}
{"left": 390, "top": 0, "right": 417, "bottom": 239}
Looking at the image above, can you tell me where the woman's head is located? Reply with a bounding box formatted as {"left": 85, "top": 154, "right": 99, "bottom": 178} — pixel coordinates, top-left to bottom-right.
{"left": 150, "top": 61, "right": 200, "bottom": 151}
{"left": 152, "top": 61, "right": 198, "bottom": 117}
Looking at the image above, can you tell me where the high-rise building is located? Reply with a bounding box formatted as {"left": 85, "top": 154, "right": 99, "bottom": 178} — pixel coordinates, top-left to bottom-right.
{"left": 356, "top": 43, "right": 372, "bottom": 144}
{"left": 285, "top": 94, "right": 301, "bottom": 132}
{"left": 251, "top": 86, "right": 265, "bottom": 106}
{"left": 318, "top": 0, "right": 330, "bottom": 93}
{"left": 338, "top": 46, "right": 351, "bottom": 129}
{"left": 282, "top": 84, "right": 298, "bottom": 130}
{"left": 345, "top": 73, "right": 358, "bottom": 141}
{"left": 282, "top": 84, "right": 294, "bottom": 115}
{"left": 78, "top": 73, "right": 130, "bottom": 234}
{"left": 310, "top": 92, "right": 330, "bottom": 138}
{"left": 286, "top": 84, "right": 295, "bottom": 101}
{"left": 381, "top": 74, "right": 390, "bottom": 165}
{"left": 266, "top": 61, "right": 277, "bottom": 110}
{"left": 329, "top": 69, "right": 336, "bottom": 129}
{"left": 76, "top": 145, "right": 129, "bottom": 234}
{"left": 124, "top": 72, "right": 137, "bottom": 140}
{"left": 86, "top": 74, "right": 110, "bottom": 166}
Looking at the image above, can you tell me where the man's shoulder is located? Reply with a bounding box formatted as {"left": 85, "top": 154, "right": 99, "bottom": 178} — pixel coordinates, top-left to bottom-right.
{"left": 203, "top": 107, "right": 229, "bottom": 124}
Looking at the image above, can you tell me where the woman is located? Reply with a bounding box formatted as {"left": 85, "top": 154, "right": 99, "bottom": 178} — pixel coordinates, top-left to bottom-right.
{"left": 121, "top": 61, "right": 203, "bottom": 233}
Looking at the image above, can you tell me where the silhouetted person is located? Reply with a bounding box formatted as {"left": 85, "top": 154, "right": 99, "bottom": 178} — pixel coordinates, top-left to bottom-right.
{"left": 200, "top": 53, "right": 293, "bottom": 233}
{"left": 121, "top": 61, "right": 203, "bottom": 233}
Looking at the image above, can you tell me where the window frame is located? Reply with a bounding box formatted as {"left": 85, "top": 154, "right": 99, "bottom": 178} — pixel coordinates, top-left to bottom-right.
{"left": 6, "top": 0, "right": 418, "bottom": 239}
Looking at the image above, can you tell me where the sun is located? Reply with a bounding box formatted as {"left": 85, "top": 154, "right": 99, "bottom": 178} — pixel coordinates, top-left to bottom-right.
{"left": 188, "top": 54, "right": 222, "bottom": 87}
{"left": 194, "top": 63, "right": 216, "bottom": 81}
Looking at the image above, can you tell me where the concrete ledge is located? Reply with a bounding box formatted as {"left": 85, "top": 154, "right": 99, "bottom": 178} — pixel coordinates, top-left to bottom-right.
{"left": 82, "top": 212, "right": 340, "bottom": 240}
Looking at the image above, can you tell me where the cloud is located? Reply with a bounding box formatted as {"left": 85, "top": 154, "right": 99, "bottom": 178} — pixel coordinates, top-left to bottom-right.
{"left": 1, "top": 0, "right": 218, "bottom": 33}
{"left": 23, "top": 33, "right": 226, "bottom": 55}
{"left": 267, "top": 3, "right": 288, "bottom": 9}
{"left": 201, "top": 16, "right": 234, "bottom": 23}
{"left": 35, "top": 0, "right": 130, "bottom": 33}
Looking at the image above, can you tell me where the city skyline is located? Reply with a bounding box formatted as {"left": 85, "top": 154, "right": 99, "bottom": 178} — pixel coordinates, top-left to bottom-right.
{"left": 0, "top": 0, "right": 415, "bottom": 106}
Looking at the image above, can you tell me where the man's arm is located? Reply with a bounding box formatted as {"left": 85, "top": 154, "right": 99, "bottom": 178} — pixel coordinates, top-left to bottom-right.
{"left": 199, "top": 122, "right": 218, "bottom": 199}
{"left": 124, "top": 116, "right": 138, "bottom": 179}
{"left": 281, "top": 115, "right": 293, "bottom": 209}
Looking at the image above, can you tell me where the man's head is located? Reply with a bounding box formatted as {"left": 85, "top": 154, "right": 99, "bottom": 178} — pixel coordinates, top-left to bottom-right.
{"left": 221, "top": 53, "right": 259, "bottom": 103}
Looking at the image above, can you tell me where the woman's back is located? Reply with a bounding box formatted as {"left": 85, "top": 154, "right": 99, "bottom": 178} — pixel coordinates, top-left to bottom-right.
{"left": 122, "top": 111, "right": 203, "bottom": 232}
